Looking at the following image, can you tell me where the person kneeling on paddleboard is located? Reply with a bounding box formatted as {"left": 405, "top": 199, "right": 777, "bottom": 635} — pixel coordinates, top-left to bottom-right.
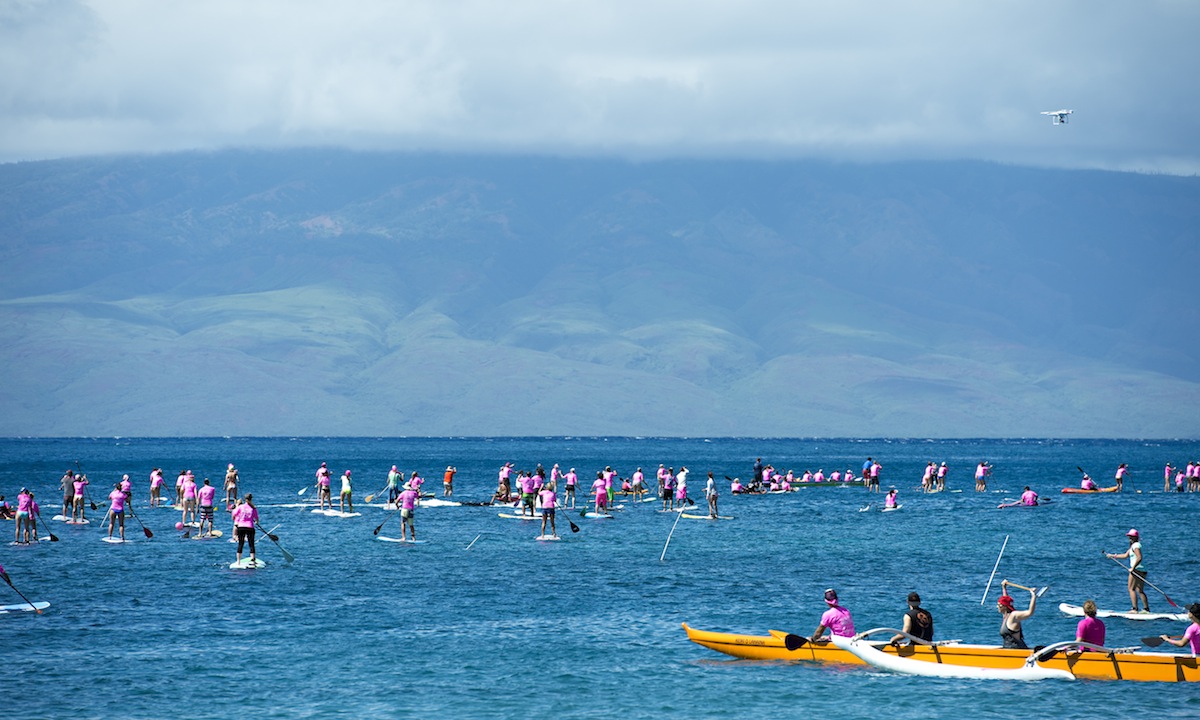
{"left": 1020, "top": 487, "right": 1038, "bottom": 506}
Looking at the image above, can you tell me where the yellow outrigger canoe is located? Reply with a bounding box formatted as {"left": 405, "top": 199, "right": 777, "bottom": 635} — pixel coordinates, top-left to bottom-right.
{"left": 682, "top": 623, "right": 1199, "bottom": 682}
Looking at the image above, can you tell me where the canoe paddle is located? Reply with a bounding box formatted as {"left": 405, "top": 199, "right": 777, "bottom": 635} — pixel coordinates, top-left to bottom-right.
{"left": 783, "top": 634, "right": 808, "bottom": 651}
{"left": 0, "top": 565, "right": 42, "bottom": 614}
{"left": 1141, "top": 636, "right": 1168, "bottom": 648}
{"left": 1102, "top": 552, "right": 1178, "bottom": 607}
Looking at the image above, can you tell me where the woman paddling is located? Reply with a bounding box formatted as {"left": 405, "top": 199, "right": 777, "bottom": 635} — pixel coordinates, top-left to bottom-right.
{"left": 997, "top": 580, "right": 1037, "bottom": 649}
{"left": 107, "top": 482, "right": 127, "bottom": 541}
{"left": 1106, "top": 529, "right": 1150, "bottom": 613}
{"left": 231, "top": 494, "right": 258, "bottom": 565}
{"left": 1158, "top": 603, "right": 1200, "bottom": 656}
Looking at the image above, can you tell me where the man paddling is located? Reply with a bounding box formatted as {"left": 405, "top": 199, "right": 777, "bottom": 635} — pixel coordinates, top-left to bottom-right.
{"left": 891, "top": 592, "right": 933, "bottom": 646}
{"left": 1106, "top": 529, "right": 1150, "bottom": 613}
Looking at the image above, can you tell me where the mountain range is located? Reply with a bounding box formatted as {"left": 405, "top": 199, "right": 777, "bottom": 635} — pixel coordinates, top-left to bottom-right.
{"left": 2, "top": 150, "right": 1198, "bottom": 437}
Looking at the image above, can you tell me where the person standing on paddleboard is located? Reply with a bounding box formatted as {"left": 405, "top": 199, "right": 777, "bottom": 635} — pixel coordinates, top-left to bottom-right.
{"left": 1106, "top": 529, "right": 1151, "bottom": 613}
{"left": 386, "top": 466, "right": 403, "bottom": 507}
{"left": 1114, "top": 464, "right": 1128, "bottom": 492}
{"left": 591, "top": 472, "right": 608, "bottom": 515}
{"left": 14, "top": 489, "right": 34, "bottom": 543}
{"left": 72, "top": 473, "right": 89, "bottom": 522}
{"left": 107, "top": 483, "right": 126, "bottom": 541}
{"left": 149, "top": 468, "right": 164, "bottom": 507}
{"left": 937, "top": 462, "right": 948, "bottom": 492}
{"left": 1073, "top": 599, "right": 1105, "bottom": 649}
{"left": 398, "top": 483, "right": 419, "bottom": 541}
{"left": 997, "top": 580, "right": 1037, "bottom": 649}
{"left": 443, "top": 465, "right": 456, "bottom": 497}
{"left": 705, "top": 472, "right": 719, "bottom": 519}
{"left": 231, "top": 494, "right": 258, "bottom": 565}
{"left": 975, "top": 461, "right": 992, "bottom": 492}
{"left": 316, "top": 462, "right": 332, "bottom": 509}
{"left": 890, "top": 592, "right": 933, "bottom": 645}
{"left": 224, "top": 463, "right": 239, "bottom": 504}
{"left": 59, "top": 470, "right": 75, "bottom": 520}
{"left": 197, "top": 478, "right": 217, "bottom": 537}
{"left": 538, "top": 481, "right": 557, "bottom": 538}
{"left": 1159, "top": 603, "right": 1200, "bottom": 656}
{"left": 339, "top": 470, "right": 353, "bottom": 513}
{"left": 565, "top": 467, "right": 578, "bottom": 508}
{"left": 180, "top": 472, "right": 198, "bottom": 526}
{"left": 811, "top": 589, "right": 855, "bottom": 642}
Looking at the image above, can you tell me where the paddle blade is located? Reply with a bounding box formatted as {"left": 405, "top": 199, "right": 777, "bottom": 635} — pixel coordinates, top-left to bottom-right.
{"left": 783, "top": 634, "right": 807, "bottom": 651}
{"left": 267, "top": 533, "right": 280, "bottom": 542}
{"left": 49, "top": 533, "right": 59, "bottom": 542}
{"left": 1141, "top": 636, "right": 1166, "bottom": 648}
{"left": 363, "top": 494, "right": 375, "bottom": 503}
{"left": 143, "top": 526, "right": 153, "bottom": 539}
{"left": 298, "top": 487, "right": 308, "bottom": 496}
{"left": 567, "top": 518, "right": 580, "bottom": 533}
{"left": 373, "top": 524, "right": 384, "bottom": 536}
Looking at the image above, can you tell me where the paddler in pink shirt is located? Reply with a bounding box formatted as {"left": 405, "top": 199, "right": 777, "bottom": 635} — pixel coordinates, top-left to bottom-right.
{"left": 1020, "top": 486, "right": 1039, "bottom": 506}
{"left": 397, "top": 483, "right": 419, "bottom": 541}
{"left": 629, "top": 467, "right": 643, "bottom": 503}
{"left": 72, "top": 474, "right": 90, "bottom": 522}
{"left": 591, "top": 472, "right": 608, "bottom": 515}
{"left": 538, "top": 482, "right": 557, "bottom": 538}
{"left": 14, "top": 489, "right": 33, "bottom": 544}
{"left": 149, "top": 468, "right": 164, "bottom": 507}
{"left": 1080, "top": 473, "right": 1097, "bottom": 491}
{"left": 231, "top": 494, "right": 259, "bottom": 563}
{"left": 811, "top": 588, "right": 856, "bottom": 641}
{"left": 565, "top": 468, "right": 578, "bottom": 508}
{"left": 1114, "top": 463, "right": 1128, "bottom": 491}
{"left": 107, "top": 483, "right": 126, "bottom": 540}
{"left": 197, "top": 478, "right": 218, "bottom": 537}
{"left": 180, "top": 472, "right": 198, "bottom": 526}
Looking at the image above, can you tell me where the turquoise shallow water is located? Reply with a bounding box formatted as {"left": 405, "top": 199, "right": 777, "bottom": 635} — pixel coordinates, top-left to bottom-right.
{"left": 1, "top": 437, "right": 1198, "bottom": 719}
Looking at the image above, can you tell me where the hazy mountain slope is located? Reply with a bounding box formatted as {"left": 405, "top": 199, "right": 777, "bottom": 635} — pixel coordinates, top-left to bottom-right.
{"left": 1, "top": 151, "right": 1197, "bottom": 436}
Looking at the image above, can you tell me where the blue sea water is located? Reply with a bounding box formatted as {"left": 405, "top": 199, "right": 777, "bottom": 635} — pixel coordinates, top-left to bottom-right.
{"left": 1, "top": 437, "right": 1197, "bottom": 720}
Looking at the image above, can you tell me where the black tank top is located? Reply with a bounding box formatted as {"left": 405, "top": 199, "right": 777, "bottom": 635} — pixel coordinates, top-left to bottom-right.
{"left": 906, "top": 607, "right": 934, "bottom": 641}
{"left": 999, "top": 616, "right": 1027, "bottom": 649}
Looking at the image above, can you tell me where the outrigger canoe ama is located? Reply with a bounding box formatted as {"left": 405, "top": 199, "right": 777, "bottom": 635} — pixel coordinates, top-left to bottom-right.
{"left": 681, "top": 623, "right": 1199, "bottom": 682}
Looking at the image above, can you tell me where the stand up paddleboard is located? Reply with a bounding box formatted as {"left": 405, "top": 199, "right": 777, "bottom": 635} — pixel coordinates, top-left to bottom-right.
{"left": 497, "top": 513, "right": 540, "bottom": 520}
{"left": 376, "top": 536, "right": 427, "bottom": 544}
{"left": 0, "top": 601, "right": 50, "bottom": 614}
{"left": 191, "top": 529, "right": 224, "bottom": 539}
{"left": 229, "top": 558, "right": 266, "bottom": 569}
{"left": 1058, "top": 603, "right": 1187, "bottom": 622}
{"left": 880, "top": 505, "right": 903, "bottom": 512}
{"left": 535, "top": 535, "right": 561, "bottom": 541}
{"left": 581, "top": 512, "right": 614, "bottom": 519}
{"left": 311, "top": 509, "right": 361, "bottom": 518}
{"left": 680, "top": 514, "right": 734, "bottom": 520}
{"left": 53, "top": 516, "right": 89, "bottom": 524}
{"left": 100, "top": 536, "right": 128, "bottom": 544}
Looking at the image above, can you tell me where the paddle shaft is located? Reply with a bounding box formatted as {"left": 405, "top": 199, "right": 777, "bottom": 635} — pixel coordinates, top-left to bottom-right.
{"left": 980, "top": 535, "right": 1009, "bottom": 605}
{"left": 1, "top": 573, "right": 42, "bottom": 614}
{"left": 373, "top": 505, "right": 404, "bottom": 535}
{"left": 660, "top": 506, "right": 685, "bottom": 562}
{"left": 256, "top": 521, "right": 294, "bottom": 563}
{"left": 1103, "top": 553, "right": 1177, "bottom": 607}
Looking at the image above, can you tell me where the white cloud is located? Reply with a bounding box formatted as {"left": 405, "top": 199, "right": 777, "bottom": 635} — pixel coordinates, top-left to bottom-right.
{"left": 1, "top": 0, "right": 1197, "bottom": 172}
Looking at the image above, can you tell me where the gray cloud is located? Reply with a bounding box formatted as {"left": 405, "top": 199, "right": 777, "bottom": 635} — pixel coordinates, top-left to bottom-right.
{"left": 1, "top": 0, "right": 1197, "bottom": 172}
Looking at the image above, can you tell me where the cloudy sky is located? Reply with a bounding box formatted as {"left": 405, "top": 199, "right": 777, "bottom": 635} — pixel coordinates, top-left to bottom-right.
{"left": 2, "top": 0, "right": 1197, "bottom": 173}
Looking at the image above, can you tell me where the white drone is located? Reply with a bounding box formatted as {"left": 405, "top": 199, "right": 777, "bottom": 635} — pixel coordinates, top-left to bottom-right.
{"left": 1041, "top": 109, "right": 1073, "bottom": 125}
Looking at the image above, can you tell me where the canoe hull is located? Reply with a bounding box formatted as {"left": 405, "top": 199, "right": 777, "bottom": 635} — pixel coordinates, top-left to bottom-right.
{"left": 682, "top": 623, "right": 1199, "bottom": 682}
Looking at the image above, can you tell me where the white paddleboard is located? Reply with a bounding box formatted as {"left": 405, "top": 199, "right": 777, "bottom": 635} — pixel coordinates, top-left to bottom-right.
{"left": 680, "top": 514, "right": 734, "bottom": 520}
{"left": 881, "top": 505, "right": 903, "bottom": 512}
{"left": 581, "top": 512, "right": 613, "bottom": 519}
{"left": 1058, "top": 603, "right": 1187, "bottom": 622}
{"left": 497, "top": 512, "right": 540, "bottom": 520}
{"left": 377, "top": 536, "right": 427, "bottom": 544}
{"left": 0, "top": 601, "right": 50, "bottom": 614}
{"left": 191, "top": 529, "right": 224, "bottom": 539}
{"left": 535, "top": 535, "right": 561, "bottom": 541}
{"left": 100, "top": 536, "right": 128, "bottom": 544}
{"left": 311, "top": 509, "right": 361, "bottom": 518}
{"left": 229, "top": 558, "right": 266, "bottom": 569}
{"left": 61, "top": 518, "right": 90, "bottom": 525}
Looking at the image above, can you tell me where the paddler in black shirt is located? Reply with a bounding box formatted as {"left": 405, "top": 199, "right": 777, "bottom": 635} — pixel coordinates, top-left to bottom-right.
{"left": 891, "top": 591, "right": 934, "bottom": 645}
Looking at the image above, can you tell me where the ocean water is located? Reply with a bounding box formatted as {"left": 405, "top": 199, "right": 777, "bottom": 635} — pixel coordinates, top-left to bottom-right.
{"left": 1, "top": 437, "right": 1197, "bottom": 720}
